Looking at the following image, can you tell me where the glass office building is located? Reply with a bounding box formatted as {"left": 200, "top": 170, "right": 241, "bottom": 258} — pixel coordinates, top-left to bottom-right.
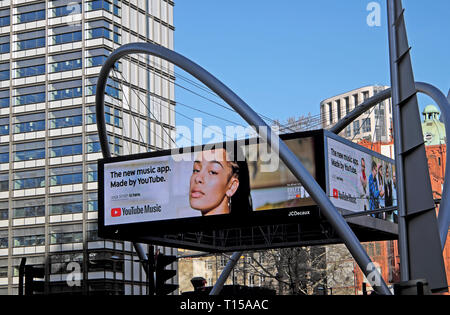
{"left": 0, "top": 0, "right": 176, "bottom": 295}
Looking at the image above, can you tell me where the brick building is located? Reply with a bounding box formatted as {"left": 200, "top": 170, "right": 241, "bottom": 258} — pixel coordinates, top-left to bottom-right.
{"left": 355, "top": 104, "right": 449, "bottom": 294}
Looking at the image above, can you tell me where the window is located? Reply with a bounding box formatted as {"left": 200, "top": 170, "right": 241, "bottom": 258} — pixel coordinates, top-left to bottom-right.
{"left": 86, "top": 134, "right": 101, "bottom": 153}
{"left": 0, "top": 43, "right": 9, "bottom": 54}
{"left": 49, "top": 136, "right": 82, "bottom": 157}
{"left": 49, "top": 252, "right": 83, "bottom": 275}
{"left": 13, "top": 169, "right": 45, "bottom": 190}
{"left": 50, "top": 87, "right": 82, "bottom": 101}
{"left": 86, "top": 55, "right": 107, "bottom": 68}
{"left": 0, "top": 9, "right": 10, "bottom": 27}
{"left": 353, "top": 120, "right": 360, "bottom": 136}
{"left": 49, "top": 107, "right": 82, "bottom": 129}
{"left": 0, "top": 70, "right": 8, "bottom": 81}
{"left": 51, "top": 1, "right": 82, "bottom": 18}
{"left": 13, "top": 227, "right": 45, "bottom": 247}
{"left": 86, "top": 20, "right": 121, "bottom": 44}
{"left": 51, "top": 30, "right": 82, "bottom": 45}
{"left": 16, "top": 9, "right": 45, "bottom": 24}
{"left": 0, "top": 201, "right": 8, "bottom": 221}
{"left": 86, "top": 47, "right": 121, "bottom": 70}
{"left": 13, "top": 198, "right": 45, "bottom": 218}
{"left": 87, "top": 27, "right": 121, "bottom": 44}
{"left": 87, "top": 250, "right": 124, "bottom": 273}
{"left": 336, "top": 100, "right": 341, "bottom": 120}
{"left": 50, "top": 58, "right": 82, "bottom": 73}
{"left": 0, "top": 230, "right": 7, "bottom": 249}
{"left": 13, "top": 141, "right": 45, "bottom": 161}
{"left": 0, "top": 63, "right": 9, "bottom": 81}
{"left": 15, "top": 57, "right": 45, "bottom": 78}
{"left": 87, "top": 0, "right": 121, "bottom": 17}
{"left": 49, "top": 194, "right": 83, "bottom": 215}
{"left": 49, "top": 165, "right": 83, "bottom": 186}
{"left": 219, "top": 255, "right": 227, "bottom": 267}
{"left": 353, "top": 94, "right": 359, "bottom": 107}
{"left": 0, "top": 36, "right": 10, "bottom": 54}
{"left": 16, "top": 34, "right": 46, "bottom": 51}
{"left": 363, "top": 91, "right": 370, "bottom": 100}
{"left": 0, "top": 146, "right": 7, "bottom": 162}
{"left": 86, "top": 76, "right": 121, "bottom": 99}
{"left": 13, "top": 112, "right": 45, "bottom": 133}
{"left": 0, "top": 90, "right": 9, "bottom": 109}
{"left": 86, "top": 163, "right": 98, "bottom": 182}
{"left": 0, "top": 263, "right": 7, "bottom": 277}
{"left": 328, "top": 102, "right": 333, "bottom": 124}
{"left": 12, "top": 257, "right": 44, "bottom": 276}
{"left": 14, "top": 91, "right": 45, "bottom": 105}
{"left": 108, "top": 135, "right": 123, "bottom": 155}
{"left": 86, "top": 106, "right": 96, "bottom": 125}
{"left": 49, "top": 224, "right": 83, "bottom": 245}
{"left": 87, "top": 192, "right": 98, "bottom": 212}
{"left": 49, "top": 79, "right": 82, "bottom": 101}
{"left": 14, "top": 85, "right": 46, "bottom": 106}
{"left": 105, "top": 106, "right": 123, "bottom": 128}
{"left": 0, "top": 117, "right": 8, "bottom": 135}
{"left": 0, "top": 173, "right": 8, "bottom": 192}
{"left": 345, "top": 97, "right": 350, "bottom": 114}
{"left": 345, "top": 125, "right": 352, "bottom": 138}
{"left": 362, "top": 118, "right": 371, "bottom": 133}
{"left": 248, "top": 274, "right": 255, "bottom": 287}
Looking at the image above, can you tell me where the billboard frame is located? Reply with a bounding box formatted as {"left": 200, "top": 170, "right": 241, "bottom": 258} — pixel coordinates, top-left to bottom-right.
{"left": 98, "top": 129, "right": 398, "bottom": 250}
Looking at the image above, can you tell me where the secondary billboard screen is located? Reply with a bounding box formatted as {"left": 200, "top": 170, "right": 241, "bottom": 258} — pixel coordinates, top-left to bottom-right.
{"left": 326, "top": 136, "right": 397, "bottom": 214}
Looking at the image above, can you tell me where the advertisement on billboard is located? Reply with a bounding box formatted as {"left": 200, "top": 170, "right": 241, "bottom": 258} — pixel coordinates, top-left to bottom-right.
{"left": 101, "top": 135, "right": 319, "bottom": 229}
{"left": 326, "top": 136, "right": 397, "bottom": 213}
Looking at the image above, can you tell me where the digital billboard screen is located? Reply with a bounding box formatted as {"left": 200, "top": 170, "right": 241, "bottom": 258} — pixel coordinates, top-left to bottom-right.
{"left": 325, "top": 134, "right": 397, "bottom": 218}
{"left": 98, "top": 130, "right": 397, "bottom": 241}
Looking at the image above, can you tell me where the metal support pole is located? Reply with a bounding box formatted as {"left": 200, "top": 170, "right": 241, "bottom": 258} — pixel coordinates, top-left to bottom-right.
{"left": 18, "top": 257, "right": 26, "bottom": 296}
{"left": 148, "top": 245, "right": 155, "bottom": 295}
{"left": 387, "top": 0, "right": 409, "bottom": 282}
{"left": 133, "top": 243, "right": 149, "bottom": 277}
{"left": 387, "top": 0, "right": 447, "bottom": 292}
{"left": 209, "top": 252, "right": 242, "bottom": 295}
{"left": 438, "top": 90, "right": 450, "bottom": 248}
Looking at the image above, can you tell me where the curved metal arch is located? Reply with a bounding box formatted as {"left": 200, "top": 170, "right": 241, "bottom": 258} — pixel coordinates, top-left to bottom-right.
{"left": 96, "top": 42, "right": 391, "bottom": 295}
{"left": 329, "top": 82, "right": 450, "bottom": 249}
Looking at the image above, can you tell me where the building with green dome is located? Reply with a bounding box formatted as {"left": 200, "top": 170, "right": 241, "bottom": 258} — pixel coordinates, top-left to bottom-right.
{"left": 422, "top": 104, "right": 446, "bottom": 146}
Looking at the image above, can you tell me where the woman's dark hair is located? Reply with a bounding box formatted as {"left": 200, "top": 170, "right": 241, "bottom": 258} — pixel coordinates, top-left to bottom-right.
{"left": 229, "top": 159, "right": 253, "bottom": 215}
{"left": 372, "top": 160, "right": 377, "bottom": 171}
{"left": 225, "top": 145, "right": 253, "bottom": 215}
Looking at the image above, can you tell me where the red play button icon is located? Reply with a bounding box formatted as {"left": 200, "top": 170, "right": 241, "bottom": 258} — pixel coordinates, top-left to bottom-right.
{"left": 333, "top": 189, "right": 339, "bottom": 199}
{"left": 111, "top": 208, "right": 121, "bottom": 217}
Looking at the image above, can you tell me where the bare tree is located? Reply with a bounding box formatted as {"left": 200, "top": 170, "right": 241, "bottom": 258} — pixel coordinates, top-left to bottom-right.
{"left": 218, "top": 245, "right": 352, "bottom": 295}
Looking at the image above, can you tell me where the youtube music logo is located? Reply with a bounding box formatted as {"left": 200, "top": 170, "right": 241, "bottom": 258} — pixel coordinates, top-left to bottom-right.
{"left": 111, "top": 208, "right": 121, "bottom": 217}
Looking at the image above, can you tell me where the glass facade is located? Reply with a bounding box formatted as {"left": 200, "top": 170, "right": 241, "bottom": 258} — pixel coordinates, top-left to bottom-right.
{"left": 0, "top": 0, "right": 176, "bottom": 296}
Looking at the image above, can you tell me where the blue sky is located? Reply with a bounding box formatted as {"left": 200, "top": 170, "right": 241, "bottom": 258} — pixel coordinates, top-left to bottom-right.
{"left": 172, "top": 1, "right": 449, "bottom": 142}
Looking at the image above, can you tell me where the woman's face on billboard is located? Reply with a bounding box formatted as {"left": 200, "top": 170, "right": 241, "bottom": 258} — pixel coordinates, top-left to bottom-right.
{"left": 189, "top": 149, "right": 239, "bottom": 216}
